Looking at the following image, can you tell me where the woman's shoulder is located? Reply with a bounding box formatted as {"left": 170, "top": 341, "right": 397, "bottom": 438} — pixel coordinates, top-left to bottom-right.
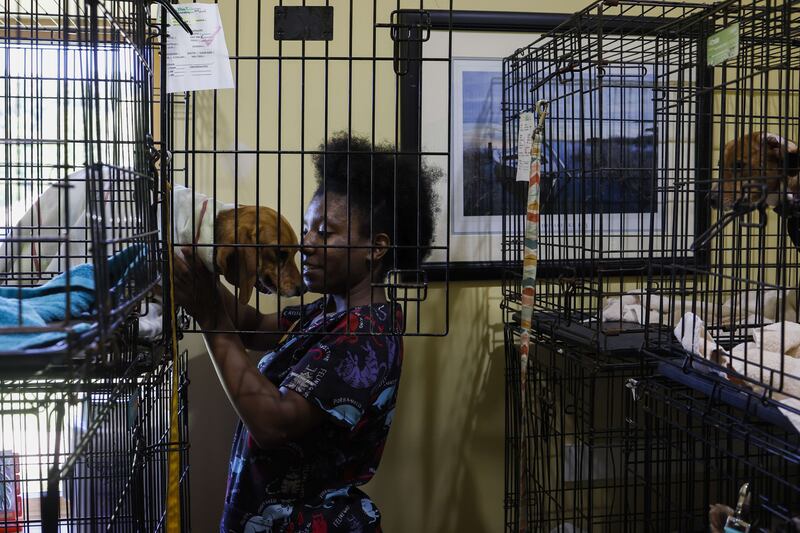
{"left": 287, "top": 299, "right": 404, "bottom": 336}
{"left": 345, "top": 302, "right": 404, "bottom": 336}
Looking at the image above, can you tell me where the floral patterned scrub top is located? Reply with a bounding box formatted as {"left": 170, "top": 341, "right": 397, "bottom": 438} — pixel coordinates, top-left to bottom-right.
{"left": 220, "top": 299, "right": 404, "bottom": 533}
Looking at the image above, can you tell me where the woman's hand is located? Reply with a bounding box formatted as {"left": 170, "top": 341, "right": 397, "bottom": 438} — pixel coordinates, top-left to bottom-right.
{"left": 172, "top": 246, "right": 221, "bottom": 325}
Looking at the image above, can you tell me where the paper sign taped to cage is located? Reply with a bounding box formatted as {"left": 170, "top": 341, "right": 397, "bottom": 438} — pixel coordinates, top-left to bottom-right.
{"left": 707, "top": 23, "right": 739, "bottom": 66}
{"left": 166, "top": 3, "right": 234, "bottom": 94}
{"left": 516, "top": 112, "right": 535, "bottom": 182}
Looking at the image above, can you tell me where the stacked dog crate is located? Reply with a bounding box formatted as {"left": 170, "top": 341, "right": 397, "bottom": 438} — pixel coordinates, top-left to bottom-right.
{"left": 0, "top": 0, "right": 189, "bottom": 530}
{"left": 501, "top": 1, "right": 716, "bottom": 530}
{"left": 626, "top": 0, "right": 800, "bottom": 530}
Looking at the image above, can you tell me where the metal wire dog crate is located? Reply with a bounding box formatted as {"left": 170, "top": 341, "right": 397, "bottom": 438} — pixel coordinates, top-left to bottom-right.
{"left": 0, "top": 0, "right": 161, "bottom": 371}
{"left": 626, "top": 376, "right": 800, "bottom": 532}
{"left": 640, "top": 0, "right": 800, "bottom": 429}
{"left": 505, "top": 324, "right": 654, "bottom": 533}
{"left": 503, "top": 1, "right": 800, "bottom": 531}
{"left": 163, "top": 2, "right": 452, "bottom": 337}
{"left": 0, "top": 1, "right": 189, "bottom": 531}
{"left": 500, "top": 3, "right": 717, "bottom": 531}
{"left": 501, "top": 0, "right": 714, "bottom": 355}
{"left": 0, "top": 348, "right": 190, "bottom": 532}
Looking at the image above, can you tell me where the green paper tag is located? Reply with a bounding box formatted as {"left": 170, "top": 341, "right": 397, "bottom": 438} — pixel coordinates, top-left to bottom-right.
{"left": 707, "top": 23, "right": 740, "bottom": 66}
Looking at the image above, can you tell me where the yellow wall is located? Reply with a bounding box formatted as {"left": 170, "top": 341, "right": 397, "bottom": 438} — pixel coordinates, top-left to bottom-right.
{"left": 178, "top": 1, "right": 590, "bottom": 532}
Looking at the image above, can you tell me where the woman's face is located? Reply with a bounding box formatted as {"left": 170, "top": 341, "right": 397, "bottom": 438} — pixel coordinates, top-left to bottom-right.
{"left": 301, "top": 192, "right": 374, "bottom": 295}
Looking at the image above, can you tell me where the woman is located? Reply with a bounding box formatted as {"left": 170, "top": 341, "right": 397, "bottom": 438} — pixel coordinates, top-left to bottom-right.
{"left": 173, "top": 133, "right": 438, "bottom": 533}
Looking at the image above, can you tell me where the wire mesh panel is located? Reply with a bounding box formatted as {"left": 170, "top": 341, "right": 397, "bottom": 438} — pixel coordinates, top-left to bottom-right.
{"left": 163, "top": 2, "right": 451, "bottom": 337}
{"left": 626, "top": 377, "right": 800, "bottom": 532}
{"left": 501, "top": 1, "right": 712, "bottom": 353}
{"left": 0, "top": 349, "right": 190, "bottom": 532}
{"left": 500, "top": 4, "right": 713, "bottom": 531}
{"left": 0, "top": 1, "right": 189, "bottom": 531}
{"left": 641, "top": 0, "right": 800, "bottom": 422}
{"left": 505, "top": 325, "right": 654, "bottom": 533}
{"left": 0, "top": 0, "right": 160, "bottom": 369}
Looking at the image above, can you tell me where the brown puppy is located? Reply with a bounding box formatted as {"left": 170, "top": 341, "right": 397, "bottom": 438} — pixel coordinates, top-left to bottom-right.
{"left": 711, "top": 131, "right": 799, "bottom": 209}
{"left": 214, "top": 206, "right": 304, "bottom": 303}
{"left": 172, "top": 185, "right": 303, "bottom": 304}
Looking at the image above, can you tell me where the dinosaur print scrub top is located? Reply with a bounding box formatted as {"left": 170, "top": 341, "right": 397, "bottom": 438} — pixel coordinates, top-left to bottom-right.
{"left": 221, "top": 299, "right": 403, "bottom": 533}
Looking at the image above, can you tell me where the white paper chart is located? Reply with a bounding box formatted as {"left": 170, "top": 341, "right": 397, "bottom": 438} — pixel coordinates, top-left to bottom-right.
{"left": 166, "top": 4, "right": 234, "bottom": 94}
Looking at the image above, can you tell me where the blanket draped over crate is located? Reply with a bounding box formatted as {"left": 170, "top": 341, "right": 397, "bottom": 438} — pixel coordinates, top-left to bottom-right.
{"left": 0, "top": 245, "right": 146, "bottom": 351}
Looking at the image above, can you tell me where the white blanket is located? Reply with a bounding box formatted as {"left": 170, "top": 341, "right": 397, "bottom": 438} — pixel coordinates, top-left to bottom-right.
{"left": 729, "top": 339, "right": 800, "bottom": 433}
{"left": 674, "top": 314, "right": 800, "bottom": 434}
{"left": 751, "top": 321, "right": 800, "bottom": 356}
{"left": 601, "top": 290, "right": 725, "bottom": 327}
{"left": 729, "top": 340, "right": 800, "bottom": 401}
{"left": 603, "top": 289, "right": 798, "bottom": 331}
{"left": 674, "top": 312, "right": 724, "bottom": 361}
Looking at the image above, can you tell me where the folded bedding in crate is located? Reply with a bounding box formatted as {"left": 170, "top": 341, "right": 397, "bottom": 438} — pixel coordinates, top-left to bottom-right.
{"left": 675, "top": 311, "right": 800, "bottom": 433}
{"left": 0, "top": 245, "right": 146, "bottom": 352}
{"left": 726, "top": 332, "right": 800, "bottom": 434}
{"left": 602, "top": 288, "right": 798, "bottom": 330}
{"left": 729, "top": 324, "right": 800, "bottom": 401}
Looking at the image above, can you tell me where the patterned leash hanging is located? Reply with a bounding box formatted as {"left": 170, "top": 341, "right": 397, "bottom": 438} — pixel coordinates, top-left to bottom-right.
{"left": 518, "top": 99, "right": 548, "bottom": 533}
{"left": 520, "top": 99, "right": 548, "bottom": 385}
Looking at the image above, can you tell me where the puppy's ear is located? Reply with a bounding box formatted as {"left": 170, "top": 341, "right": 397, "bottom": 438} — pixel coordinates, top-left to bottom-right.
{"left": 216, "top": 208, "right": 262, "bottom": 304}
{"left": 215, "top": 245, "right": 258, "bottom": 304}
{"left": 235, "top": 246, "right": 258, "bottom": 304}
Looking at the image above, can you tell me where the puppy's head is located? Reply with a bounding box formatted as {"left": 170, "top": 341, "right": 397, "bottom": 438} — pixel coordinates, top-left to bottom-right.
{"left": 215, "top": 206, "right": 304, "bottom": 304}
{"left": 712, "top": 131, "right": 799, "bottom": 209}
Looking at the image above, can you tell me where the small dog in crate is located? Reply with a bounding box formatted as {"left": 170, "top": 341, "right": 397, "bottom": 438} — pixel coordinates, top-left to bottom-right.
{"left": 171, "top": 185, "right": 304, "bottom": 303}
{"left": 711, "top": 131, "right": 799, "bottom": 210}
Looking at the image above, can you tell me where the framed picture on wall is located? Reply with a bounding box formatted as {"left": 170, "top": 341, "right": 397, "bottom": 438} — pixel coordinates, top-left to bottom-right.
{"left": 399, "top": 10, "right": 709, "bottom": 281}
{"left": 451, "top": 58, "right": 506, "bottom": 236}
{"left": 398, "top": 11, "right": 571, "bottom": 282}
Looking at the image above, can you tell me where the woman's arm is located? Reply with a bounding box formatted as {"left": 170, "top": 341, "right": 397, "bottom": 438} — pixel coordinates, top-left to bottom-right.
{"left": 176, "top": 247, "right": 283, "bottom": 352}
{"left": 210, "top": 281, "right": 286, "bottom": 352}
{"left": 173, "top": 248, "right": 323, "bottom": 447}
{"left": 198, "top": 312, "right": 323, "bottom": 448}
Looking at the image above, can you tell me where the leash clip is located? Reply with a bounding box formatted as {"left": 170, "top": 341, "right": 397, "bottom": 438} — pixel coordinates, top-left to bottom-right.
{"left": 535, "top": 99, "right": 549, "bottom": 134}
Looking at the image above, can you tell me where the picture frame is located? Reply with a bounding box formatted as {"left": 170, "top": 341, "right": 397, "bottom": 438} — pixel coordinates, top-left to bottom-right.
{"left": 398, "top": 11, "right": 571, "bottom": 282}
{"left": 399, "top": 10, "right": 712, "bottom": 281}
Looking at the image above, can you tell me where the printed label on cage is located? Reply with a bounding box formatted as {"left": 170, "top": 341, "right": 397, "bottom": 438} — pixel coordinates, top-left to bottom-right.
{"left": 707, "top": 23, "right": 739, "bottom": 66}
{"left": 516, "top": 112, "right": 535, "bottom": 182}
{"left": 166, "top": 4, "right": 235, "bottom": 94}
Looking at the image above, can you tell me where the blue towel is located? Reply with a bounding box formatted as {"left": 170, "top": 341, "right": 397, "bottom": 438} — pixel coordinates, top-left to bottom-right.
{"left": 0, "top": 245, "right": 146, "bottom": 352}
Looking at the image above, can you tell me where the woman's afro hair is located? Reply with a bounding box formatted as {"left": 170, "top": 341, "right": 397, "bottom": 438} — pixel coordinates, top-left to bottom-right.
{"left": 312, "top": 132, "right": 440, "bottom": 272}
